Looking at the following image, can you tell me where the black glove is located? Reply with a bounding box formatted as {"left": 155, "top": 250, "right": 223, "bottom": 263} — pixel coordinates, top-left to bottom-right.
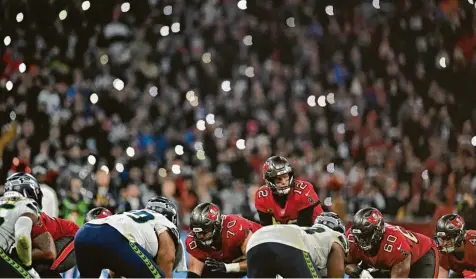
{"left": 204, "top": 258, "right": 226, "bottom": 273}
{"left": 349, "top": 265, "right": 363, "bottom": 278}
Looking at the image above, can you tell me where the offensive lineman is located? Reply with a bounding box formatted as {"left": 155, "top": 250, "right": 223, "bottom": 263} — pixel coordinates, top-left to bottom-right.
{"left": 435, "top": 214, "right": 476, "bottom": 278}
{"left": 0, "top": 173, "right": 43, "bottom": 278}
{"left": 74, "top": 196, "right": 186, "bottom": 278}
{"left": 255, "top": 156, "right": 324, "bottom": 226}
{"left": 246, "top": 212, "right": 349, "bottom": 278}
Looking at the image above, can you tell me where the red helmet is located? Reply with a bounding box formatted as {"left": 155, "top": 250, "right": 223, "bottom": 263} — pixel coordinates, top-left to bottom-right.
{"left": 85, "top": 207, "right": 112, "bottom": 222}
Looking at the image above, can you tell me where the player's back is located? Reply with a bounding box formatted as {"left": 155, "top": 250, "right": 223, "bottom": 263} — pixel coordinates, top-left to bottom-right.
{"left": 34, "top": 212, "right": 79, "bottom": 240}
{"left": 0, "top": 197, "right": 39, "bottom": 251}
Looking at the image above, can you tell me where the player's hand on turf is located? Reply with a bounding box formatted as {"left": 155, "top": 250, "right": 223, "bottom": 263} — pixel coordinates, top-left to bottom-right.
{"left": 204, "top": 258, "right": 226, "bottom": 273}
{"left": 359, "top": 269, "right": 374, "bottom": 279}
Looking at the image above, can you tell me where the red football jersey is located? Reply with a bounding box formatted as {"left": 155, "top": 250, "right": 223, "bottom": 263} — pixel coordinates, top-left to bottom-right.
{"left": 185, "top": 214, "right": 262, "bottom": 263}
{"left": 254, "top": 179, "right": 323, "bottom": 224}
{"left": 32, "top": 212, "right": 79, "bottom": 240}
{"left": 347, "top": 224, "right": 436, "bottom": 270}
{"left": 439, "top": 230, "right": 476, "bottom": 273}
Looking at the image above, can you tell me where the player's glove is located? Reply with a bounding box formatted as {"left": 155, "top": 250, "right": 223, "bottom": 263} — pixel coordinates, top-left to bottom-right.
{"left": 26, "top": 267, "right": 40, "bottom": 278}
{"left": 204, "top": 258, "right": 227, "bottom": 273}
{"left": 360, "top": 269, "right": 374, "bottom": 279}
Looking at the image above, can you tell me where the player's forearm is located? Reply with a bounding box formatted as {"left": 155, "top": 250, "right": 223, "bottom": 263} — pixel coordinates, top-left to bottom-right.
{"left": 238, "top": 261, "right": 247, "bottom": 272}
{"left": 345, "top": 264, "right": 360, "bottom": 277}
{"left": 32, "top": 233, "right": 57, "bottom": 262}
{"left": 15, "top": 216, "right": 34, "bottom": 266}
{"left": 390, "top": 256, "right": 411, "bottom": 278}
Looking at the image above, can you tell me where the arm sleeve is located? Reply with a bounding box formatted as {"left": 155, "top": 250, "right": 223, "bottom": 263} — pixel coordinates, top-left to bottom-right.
{"left": 297, "top": 205, "right": 315, "bottom": 226}
{"left": 257, "top": 210, "right": 273, "bottom": 226}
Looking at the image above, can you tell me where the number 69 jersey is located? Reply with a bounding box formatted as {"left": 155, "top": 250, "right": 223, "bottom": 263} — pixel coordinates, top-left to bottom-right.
{"left": 346, "top": 224, "right": 436, "bottom": 269}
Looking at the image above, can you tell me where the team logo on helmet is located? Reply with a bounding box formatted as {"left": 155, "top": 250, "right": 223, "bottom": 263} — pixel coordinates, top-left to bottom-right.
{"left": 450, "top": 216, "right": 464, "bottom": 229}
{"left": 368, "top": 211, "right": 382, "bottom": 225}
{"left": 208, "top": 205, "right": 219, "bottom": 221}
{"left": 262, "top": 161, "right": 271, "bottom": 174}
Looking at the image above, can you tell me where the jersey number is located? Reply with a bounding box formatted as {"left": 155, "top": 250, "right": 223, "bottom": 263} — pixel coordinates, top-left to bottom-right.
{"left": 226, "top": 220, "right": 237, "bottom": 238}
{"left": 305, "top": 226, "right": 349, "bottom": 252}
{"left": 0, "top": 203, "right": 16, "bottom": 227}
{"left": 383, "top": 235, "right": 398, "bottom": 252}
{"left": 258, "top": 190, "right": 268, "bottom": 198}
{"left": 126, "top": 210, "right": 155, "bottom": 223}
{"left": 293, "top": 182, "right": 307, "bottom": 195}
{"left": 305, "top": 226, "right": 326, "bottom": 234}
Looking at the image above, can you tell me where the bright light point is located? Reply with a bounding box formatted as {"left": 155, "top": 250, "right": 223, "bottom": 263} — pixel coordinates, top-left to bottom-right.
{"left": 307, "top": 95, "right": 316, "bottom": 107}
{"left": 19, "top": 63, "right": 26, "bottom": 73}
{"left": 121, "top": 2, "right": 130, "bottom": 12}
{"left": 6, "top": 81, "right": 13, "bottom": 91}
{"left": 160, "top": 26, "right": 170, "bottom": 36}
{"left": 372, "top": 0, "right": 380, "bottom": 9}
{"left": 439, "top": 57, "right": 447, "bottom": 68}
{"left": 236, "top": 139, "right": 246, "bottom": 150}
{"left": 113, "top": 78, "right": 124, "bottom": 91}
{"left": 171, "top": 164, "right": 181, "bottom": 174}
{"left": 337, "top": 123, "right": 345, "bottom": 134}
{"left": 115, "top": 163, "right": 124, "bottom": 173}
{"left": 317, "top": 96, "right": 326, "bottom": 107}
{"left": 149, "top": 86, "right": 158, "bottom": 97}
{"left": 16, "top": 13, "right": 24, "bottom": 23}
{"left": 237, "top": 0, "right": 247, "bottom": 10}
{"left": 243, "top": 35, "right": 253, "bottom": 46}
{"left": 286, "top": 17, "right": 295, "bottom": 27}
{"left": 350, "top": 105, "right": 359, "bottom": 116}
{"left": 100, "top": 54, "right": 109, "bottom": 65}
{"left": 214, "top": 128, "right": 223, "bottom": 138}
{"left": 194, "top": 142, "right": 203, "bottom": 151}
{"left": 221, "top": 80, "right": 231, "bottom": 92}
{"left": 469, "top": 0, "right": 474, "bottom": 4}
{"left": 126, "top": 147, "right": 135, "bottom": 157}
{"left": 4, "top": 36, "right": 11, "bottom": 46}
{"left": 202, "top": 52, "right": 211, "bottom": 63}
{"left": 422, "top": 169, "right": 429, "bottom": 180}
{"left": 326, "top": 163, "right": 335, "bottom": 173}
{"left": 10, "top": 111, "right": 16, "bottom": 120}
{"left": 325, "top": 5, "right": 334, "bottom": 16}
{"left": 59, "top": 10, "right": 68, "bottom": 20}
{"left": 158, "top": 168, "right": 167, "bottom": 177}
{"left": 82, "top": 1, "right": 91, "bottom": 11}
{"left": 171, "top": 22, "right": 180, "bottom": 33}
{"left": 163, "top": 5, "right": 172, "bottom": 15}
{"left": 186, "top": 90, "right": 195, "bottom": 101}
{"left": 90, "top": 93, "right": 99, "bottom": 104}
{"left": 471, "top": 136, "right": 476, "bottom": 146}
{"left": 88, "top": 155, "right": 96, "bottom": 165}
{"left": 245, "top": 67, "right": 254, "bottom": 77}
{"left": 196, "top": 120, "right": 206, "bottom": 131}
{"left": 196, "top": 150, "right": 206, "bottom": 160}
{"left": 324, "top": 197, "right": 333, "bottom": 207}
{"left": 206, "top": 114, "right": 215, "bottom": 124}
{"left": 175, "top": 145, "right": 184, "bottom": 156}
{"left": 101, "top": 165, "right": 110, "bottom": 174}
{"left": 326, "top": 93, "right": 335, "bottom": 104}
{"left": 190, "top": 98, "right": 199, "bottom": 107}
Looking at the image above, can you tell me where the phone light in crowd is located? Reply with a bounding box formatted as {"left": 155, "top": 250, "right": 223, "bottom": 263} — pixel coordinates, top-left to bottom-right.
{"left": 214, "top": 127, "right": 223, "bottom": 138}
{"left": 245, "top": 67, "right": 254, "bottom": 78}
{"left": 158, "top": 168, "right": 167, "bottom": 177}
{"left": 10, "top": 111, "right": 16, "bottom": 121}
{"left": 4, "top": 36, "right": 11, "bottom": 46}
{"left": 202, "top": 52, "right": 211, "bottom": 64}
{"left": 171, "top": 164, "right": 181, "bottom": 174}
{"left": 243, "top": 35, "right": 252, "bottom": 46}
{"left": 6, "top": 81, "right": 13, "bottom": 91}
{"left": 307, "top": 95, "right": 316, "bottom": 107}
{"left": 160, "top": 26, "right": 170, "bottom": 37}
{"left": 350, "top": 105, "right": 359, "bottom": 116}
{"left": 205, "top": 114, "right": 215, "bottom": 125}
{"left": 236, "top": 139, "right": 246, "bottom": 150}
{"left": 88, "top": 155, "right": 96, "bottom": 165}
{"left": 372, "top": 0, "right": 380, "bottom": 9}
{"left": 439, "top": 56, "right": 447, "bottom": 68}
{"left": 326, "top": 93, "right": 335, "bottom": 104}
{"left": 163, "top": 5, "right": 172, "bottom": 15}
{"left": 471, "top": 136, "right": 476, "bottom": 147}
{"left": 16, "top": 13, "right": 24, "bottom": 23}
{"left": 90, "top": 93, "right": 99, "bottom": 104}
{"left": 174, "top": 145, "right": 184, "bottom": 156}
{"left": 324, "top": 197, "right": 333, "bottom": 207}
{"left": 325, "top": 5, "right": 334, "bottom": 16}
{"left": 59, "top": 10, "right": 68, "bottom": 20}
{"left": 126, "top": 147, "right": 135, "bottom": 157}
{"left": 81, "top": 1, "right": 91, "bottom": 11}
{"left": 422, "top": 169, "right": 429, "bottom": 180}
{"left": 101, "top": 165, "right": 110, "bottom": 174}
{"left": 221, "top": 80, "right": 231, "bottom": 92}
{"left": 186, "top": 90, "right": 195, "bottom": 101}
{"left": 190, "top": 98, "right": 199, "bottom": 107}
{"left": 196, "top": 120, "right": 206, "bottom": 131}
{"left": 113, "top": 78, "right": 124, "bottom": 91}
{"left": 196, "top": 150, "right": 206, "bottom": 160}
{"left": 237, "top": 0, "right": 247, "bottom": 10}
{"left": 326, "top": 163, "right": 335, "bottom": 173}
{"left": 317, "top": 95, "right": 326, "bottom": 107}
{"left": 18, "top": 63, "right": 26, "bottom": 73}
{"left": 115, "top": 163, "right": 124, "bottom": 173}
{"left": 469, "top": 0, "right": 474, "bottom": 4}
{"left": 121, "top": 2, "right": 130, "bottom": 13}
{"left": 149, "top": 86, "right": 158, "bottom": 97}
{"left": 337, "top": 123, "right": 345, "bottom": 134}
{"left": 286, "top": 17, "right": 295, "bottom": 28}
{"left": 171, "top": 22, "right": 180, "bottom": 33}
{"left": 100, "top": 54, "right": 109, "bottom": 65}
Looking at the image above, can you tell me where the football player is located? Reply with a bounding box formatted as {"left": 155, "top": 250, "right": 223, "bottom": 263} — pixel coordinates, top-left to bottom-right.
{"left": 185, "top": 202, "right": 262, "bottom": 278}
{"left": 435, "top": 214, "right": 476, "bottom": 278}
{"left": 346, "top": 207, "right": 439, "bottom": 278}
{"left": 255, "top": 156, "right": 323, "bottom": 226}
{"left": 0, "top": 172, "right": 43, "bottom": 278}
{"left": 246, "top": 212, "right": 349, "bottom": 278}
{"left": 74, "top": 196, "right": 186, "bottom": 278}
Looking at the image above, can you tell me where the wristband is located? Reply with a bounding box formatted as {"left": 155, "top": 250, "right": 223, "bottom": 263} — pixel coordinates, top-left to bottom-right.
{"left": 224, "top": 263, "right": 240, "bottom": 273}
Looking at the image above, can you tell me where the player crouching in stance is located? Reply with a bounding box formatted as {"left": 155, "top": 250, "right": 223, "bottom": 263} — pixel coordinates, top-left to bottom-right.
{"left": 185, "top": 202, "right": 262, "bottom": 278}
{"left": 346, "top": 207, "right": 439, "bottom": 278}
{"left": 0, "top": 173, "right": 43, "bottom": 278}
{"left": 435, "top": 214, "right": 476, "bottom": 278}
{"left": 74, "top": 196, "right": 186, "bottom": 278}
{"left": 246, "top": 212, "right": 349, "bottom": 278}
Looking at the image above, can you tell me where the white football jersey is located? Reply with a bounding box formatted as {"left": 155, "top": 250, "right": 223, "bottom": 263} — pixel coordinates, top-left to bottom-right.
{"left": 0, "top": 197, "right": 40, "bottom": 251}
{"left": 246, "top": 224, "right": 348, "bottom": 269}
{"left": 88, "top": 209, "right": 187, "bottom": 272}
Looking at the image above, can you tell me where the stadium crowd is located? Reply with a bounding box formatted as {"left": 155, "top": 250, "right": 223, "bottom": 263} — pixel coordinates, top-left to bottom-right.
{"left": 1, "top": 0, "right": 476, "bottom": 232}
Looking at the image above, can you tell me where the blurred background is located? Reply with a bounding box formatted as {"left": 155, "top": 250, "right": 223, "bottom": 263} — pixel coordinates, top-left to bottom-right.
{"left": 1, "top": 0, "right": 476, "bottom": 245}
